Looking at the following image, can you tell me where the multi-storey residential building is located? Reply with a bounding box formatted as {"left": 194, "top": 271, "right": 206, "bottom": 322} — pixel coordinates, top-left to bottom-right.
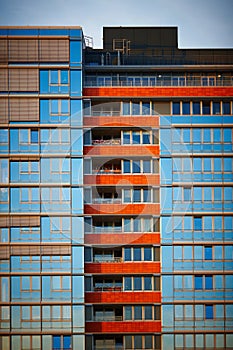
{"left": 0, "top": 25, "right": 232, "bottom": 350}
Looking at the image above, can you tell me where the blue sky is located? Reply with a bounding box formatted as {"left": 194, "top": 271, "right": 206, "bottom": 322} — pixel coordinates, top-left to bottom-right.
{"left": 0, "top": 0, "right": 232, "bottom": 48}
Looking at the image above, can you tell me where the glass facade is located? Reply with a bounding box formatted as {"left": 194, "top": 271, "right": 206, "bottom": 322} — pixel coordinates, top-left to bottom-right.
{"left": 0, "top": 25, "right": 232, "bottom": 350}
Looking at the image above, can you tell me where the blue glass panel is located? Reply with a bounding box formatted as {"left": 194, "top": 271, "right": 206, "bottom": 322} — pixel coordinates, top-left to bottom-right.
{"left": 194, "top": 275, "right": 202, "bottom": 289}
{"left": 173, "top": 102, "right": 180, "bottom": 115}
{"left": 71, "top": 129, "right": 83, "bottom": 155}
{"left": 193, "top": 102, "right": 200, "bottom": 114}
{"left": 124, "top": 247, "right": 131, "bottom": 261}
{"left": 70, "top": 70, "right": 82, "bottom": 96}
{"left": 205, "top": 275, "right": 213, "bottom": 289}
{"left": 53, "top": 336, "right": 61, "bottom": 348}
{"left": 205, "top": 246, "right": 212, "bottom": 260}
{"left": 194, "top": 217, "right": 202, "bottom": 230}
{"left": 182, "top": 102, "right": 190, "bottom": 115}
{"left": 70, "top": 40, "right": 82, "bottom": 65}
{"left": 71, "top": 99, "right": 82, "bottom": 126}
{"left": 40, "top": 71, "right": 49, "bottom": 93}
{"left": 205, "top": 305, "right": 213, "bottom": 319}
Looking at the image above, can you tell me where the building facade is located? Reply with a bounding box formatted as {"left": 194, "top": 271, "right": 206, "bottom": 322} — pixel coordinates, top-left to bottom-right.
{"left": 0, "top": 26, "right": 232, "bottom": 350}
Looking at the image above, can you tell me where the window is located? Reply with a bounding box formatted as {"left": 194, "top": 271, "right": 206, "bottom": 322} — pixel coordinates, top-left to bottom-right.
{"left": 202, "top": 101, "right": 210, "bottom": 115}
{"left": 193, "top": 101, "right": 200, "bottom": 114}
{"left": 194, "top": 217, "right": 202, "bottom": 230}
{"left": 222, "top": 101, "right": 230, "bottom": 115}
{"left": 123, "top": 159, "right": 158, "bottom": 174}
{"left": 50, "top": 100, "right": 69, "bottom": 115}
{"left": 205, "top": 246, "right": 212, "bottom": 260}
{"left": 184, "top": 187, "right": 191, "bottom": 201}
{"left": 53, "top": 335, "right": 71, "bottom": 350}
{"left": 173, "top": 102, "right": 180, "bottom": 115}
{"left": 205, "top": 305, "right": 213, "bottom": 319}
{"left": 30, "top": 130, "right": 38, "bottom": 144}
{"left": 182, "top": 102, "right": 190, "bottom": 115}
{"left": 213, "top": 101, "right": 221, "bottom": 114}
{"left": 205, "top": 275, "right": 213, "bottom": 289}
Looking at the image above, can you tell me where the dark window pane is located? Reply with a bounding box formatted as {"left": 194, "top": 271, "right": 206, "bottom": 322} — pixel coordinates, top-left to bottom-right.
{"left": 203, "top": 101, "right": 210, "bottom": 115}
{"left": 205, "top": 275, "right": 213, "bottom": 290}
{"left": 205, "top": 305, "right": 213, "bottom": 319}
{"left": 63, "top": 336, "right": 71, "bottom": 349}
{"left": 31, "top": 130, "right": 38, "bottom": 144}
{"left": 124, "top": 277, "right": 132, "bottom": 291}
{"left": 213, "top": 102, "right": 220, "bottom": 114}
{"left": 134, "top": 336, "right": 142, "bottom": 349}
{"left": 173, "top": 102, "right": 180, "bottom": 115}
{"left": 124, "top": 247, "right": 131, "bottom": 261}
{"left": 193, "top": 102, "right": 200, "bottom": 114}
{"left": 182, "top": 102, "right": 190, "bottom": 115}
{"left": 205, "top": 246, "right": 212, "bottom": 260}
{"left": 144, "top": 277, "right": 152, "bottom": 290}
{"left": 134, "top": 277, "right": 142, "bottom": 290}
{"left": 194, "top": 217, "right": 202, "bottom": 230}
{"left": 132, "top": 131, "right": 140, "bottom": 144}
{"left": 133, "top": 247, "right": 141, "bottom": 261}
{"left": 143, "top": 132, "right": 150, "bottom": 144}
{"left": 222, "top": 102, "right": 230, "bottom": 115}
{"left": 133, "top": 161, "right": 140, "bottom": 173}
{"left": 144, "top": 247, "right": 152, "bottom": 261}
{"left": 195, "top": 276, "right": 203, "bottom": 289}
{"left": 134, "top": 305, "right": 142, "bottom": 320}
{"left": 123, "top": 160, "right": 131, "bottom": 173}
{"left": 53, "top": 336, "right": 61, "bottom": 348}
{"left": 145, "top": 306, "right": 152, "bottom": 320}
{"left": 133, "top": 189, "right": 141, "bottom": 202}
{"left": 123, "top": 132, "right": 130, "bottom": 144}
{"left": 145, "top": 335, "right": 153, "bottom": 349}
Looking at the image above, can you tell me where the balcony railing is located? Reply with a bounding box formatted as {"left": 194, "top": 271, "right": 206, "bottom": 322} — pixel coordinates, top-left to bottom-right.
{"left": 92, "top": 169, "right": 121, "bottom": 174}
{"left": 94, "top": 315, "right": 123, "bottom": 321}
{"left": 95, "top": 346, "right": 123, "bottom": 350}
{"left": 92, "top": 138, "right": 121, "bottom": 145}
{"left": 93, "top": 256, "right": 122, "bottom": 263}
{"left": 92, "top": 198, "right": 122, "bottom": 204}
{"left": 85, "top": 77, "right": 233, "bottom": 88}
{"left": 93, "top": 286, "right": 123, "bottom": 292}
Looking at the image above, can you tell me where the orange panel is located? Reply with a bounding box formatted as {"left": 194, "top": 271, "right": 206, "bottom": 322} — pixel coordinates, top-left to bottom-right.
{"left": 84, "top": 233, "right": 160, "bottom": 245}
{"left": 84, "top": 203, "right": 160, "bottom": 215}
{"left": 84, "top": 145, "right": 159, "bottom": 157}
{"left": 84, "top": 174, "right": 160, "bottom": 186}
{"left": 85, "top": 291, "right": 161, "bottom": 304}
{"left": 84, "top": 86, "right": 233, "bottom": 98}
{"left": 83, "top": 116, "right": 160, "bottom": 128}
{"left": 85, "top": 262, "right": 160, "bottom": 274}
{"left": 85, "top": 321, "right": 161, "bottom": 333}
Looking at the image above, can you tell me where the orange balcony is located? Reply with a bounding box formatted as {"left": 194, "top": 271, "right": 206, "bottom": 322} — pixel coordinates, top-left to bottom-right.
{"left": 84, "top": 203, "right": 160, "bottom": 215}
{"left": 85, "top": 320, "right": 161, "bottom": 333}
{"left": 84, "top": 86, "right": 233, "bottom": 98}
{"left": 84, "top": 174, "right": 160, "bottom": 186}
{"left": 85, "top": 262, "right": 160, "bottom": 274}
{"left": 85, "top": 291, "right": 161, "bottom": 304}
{"left": 84, "top": 145, "right": 159, "bottom": 157}
{"left": 85, "top": 233, "right": 160, "bottom": 245}
{"left": 83, "top": 115, "right": 159, "bottom": 128}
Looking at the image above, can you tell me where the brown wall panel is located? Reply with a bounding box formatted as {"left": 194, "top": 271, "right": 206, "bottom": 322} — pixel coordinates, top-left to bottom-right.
{"left": 0, "top": 97, "right": 9, "bottom": 123}
{"left": 39, "top": 39, "right": 69, "bottom": 62}
{"left": 9, "top": 68, "right": 39, "bottom": 91}
{"left": 0, "top": 216, "right": 40, "bottom": 227}
{"left": 8, "top": 39, "right": 39, "bottom": 61}
{"left": 9, "top": 97, "right": 39, "bottom": 121}
{"left": 0, "top": 69, "right": 8, "bottom": 91}
{"left": 0, "top": 39, "right": 8, "bottom": 63}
